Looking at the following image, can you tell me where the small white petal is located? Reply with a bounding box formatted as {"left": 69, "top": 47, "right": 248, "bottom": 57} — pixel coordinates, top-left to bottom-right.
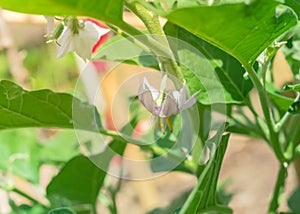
{"left": 56, "top": 27, "right": 74, "bottom": 58}
{"left": 73, "top": 34, "right": 94, "bottom": 59}
{"left": 85, "top": 21, "right": 110, "bottom": 37}
{"left": 56, "top": 20, "right": 110, "bottom": 60}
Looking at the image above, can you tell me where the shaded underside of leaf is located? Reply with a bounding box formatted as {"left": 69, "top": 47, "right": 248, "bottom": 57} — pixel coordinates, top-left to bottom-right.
{"left": 164, "top": 22, "right": 253, "bottom": 104}
{"left": 0, "top": 0, "right": 123, "bottom": 23}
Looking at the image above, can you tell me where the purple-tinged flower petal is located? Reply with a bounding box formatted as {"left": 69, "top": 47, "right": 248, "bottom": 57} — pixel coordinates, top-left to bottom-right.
{"left": 160, "top": 93, "right": 179, "bottom": 117}
{"left": 138, "top": 87, "right": 160, "bottom": 116}
{"left": 143, "top": 77, "right": 160, "bottom": 101}
{"left": 178, "top": 90, "right": 200, "bottom": 111}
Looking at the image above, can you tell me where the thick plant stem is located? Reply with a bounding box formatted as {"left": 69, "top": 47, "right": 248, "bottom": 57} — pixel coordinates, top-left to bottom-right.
{"left": 242, "top": 62, "right": 284, "bottom": 162}
{"left": 125, "top": 1, "right": 169, "bottom": 46}
{"left": 125, "top": 0, "right": 184, "bottom": 82}
{"left": 268, "top": 163, "right": 288, "bottom": 214}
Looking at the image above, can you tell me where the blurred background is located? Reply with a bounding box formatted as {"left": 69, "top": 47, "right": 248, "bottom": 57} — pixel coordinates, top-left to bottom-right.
{"left": 0, "top": 9, "right": 299, "bottom": 214}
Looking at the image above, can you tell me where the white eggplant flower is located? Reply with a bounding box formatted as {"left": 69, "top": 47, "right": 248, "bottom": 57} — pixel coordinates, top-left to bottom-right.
{"left": 138, "top": 75, "right": 199, "bottom": 133}
{"left": 56, "top": 20, "right": 110, "bottom": 60}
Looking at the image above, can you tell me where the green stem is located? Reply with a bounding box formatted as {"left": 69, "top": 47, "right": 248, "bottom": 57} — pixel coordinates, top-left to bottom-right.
{"left": 289, "top": 119, "right": 300, "bottom": 160}
{"left": 275, "top": 93, "right": 300, "bottom": 132}
{"left": 242, "top": 62, "right": 284, "bottom": 162}
{"left": 148, "top": 144, "right": 197, "bottom": 173}
{"left": 125, "top": 1, "right": 168, "bottom": 46}
{"left": 98, "top": 127, "right": 196, "bottom": 173}
{"left": 275, "top": 111, "right": 293, "bottom": 132}
{"left": 268, "top": 163, "right": 288, "bottom": 214}
{"left": 124, "top": 0, "right": 184, "bottom": 82}
{"left": 259, "top": 57, "right": 271, "bottom": 88}
{"left": 112, "top": 20, "right": 173, "bottom": 58}
{"left": 12, "top": 188, "right": 48, "bottom": 208}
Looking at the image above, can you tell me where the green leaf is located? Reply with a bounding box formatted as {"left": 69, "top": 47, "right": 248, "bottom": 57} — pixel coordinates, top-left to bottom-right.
{"left": 46, "top": 136, "right": 127, "bottom": 210}
{"left": 0, "top": 80, "right": 100, "bottom": 131}
{"left": 48, "top": 207, "right": 76, "bottom": 214}
{"left": 163, "top": 0, "right": 298, "bottom": 64}
{"left": 179, "top": 126, "right": 231, "bottom": 214}
{"left": 46, "top": 155, "right": 106, "bottom": 209}
{"left": 266, "top": 83, "right": 294, "bottom": 113}
{"left": 0, "top": 0, "right": 123, "bottom": 23}
{"left": 164, "top": 23, "right": 253, "bottom": 104}
{"left": 283, "top": 83, "right": 300, "bottom": 92}
{"left": 288, "top": 186, "right": 300, "bottom": 212}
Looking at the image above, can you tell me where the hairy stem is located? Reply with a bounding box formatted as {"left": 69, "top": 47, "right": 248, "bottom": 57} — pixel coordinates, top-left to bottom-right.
{"left": 125, "top": 0, "right": 184, "bottom": 82}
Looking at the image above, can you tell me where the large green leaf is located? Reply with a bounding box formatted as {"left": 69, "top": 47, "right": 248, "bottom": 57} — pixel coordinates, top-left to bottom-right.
{"left": 0, "top": 0, "right": 123, "bottom": 23}
{"left": 163, "top": 0, "right": 297, "bottom": 64}
{"left": 47, "top": 134, "right": 126, "bottom": 209}
{"left": 46, "top": 120, "right": 132, "bottom": 212}
{"left": 46, "top": 155, "right": 104, "bottom": 210}
{"left": 164, "top": 23, "right": 253, "bottom": 104}
{"left": 0, "top": 80, "right": 99, "bottom": 130}
{"left": 46, "top": 140, "right": 126, "bottom": 212}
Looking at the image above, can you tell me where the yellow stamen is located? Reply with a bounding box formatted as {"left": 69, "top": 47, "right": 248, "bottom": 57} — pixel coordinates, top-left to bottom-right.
{"left": 160, "top": 117, "right": 165, "bottom": 134}
{"left": 166, "top": 117, "right": 173, "bottom": 133}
